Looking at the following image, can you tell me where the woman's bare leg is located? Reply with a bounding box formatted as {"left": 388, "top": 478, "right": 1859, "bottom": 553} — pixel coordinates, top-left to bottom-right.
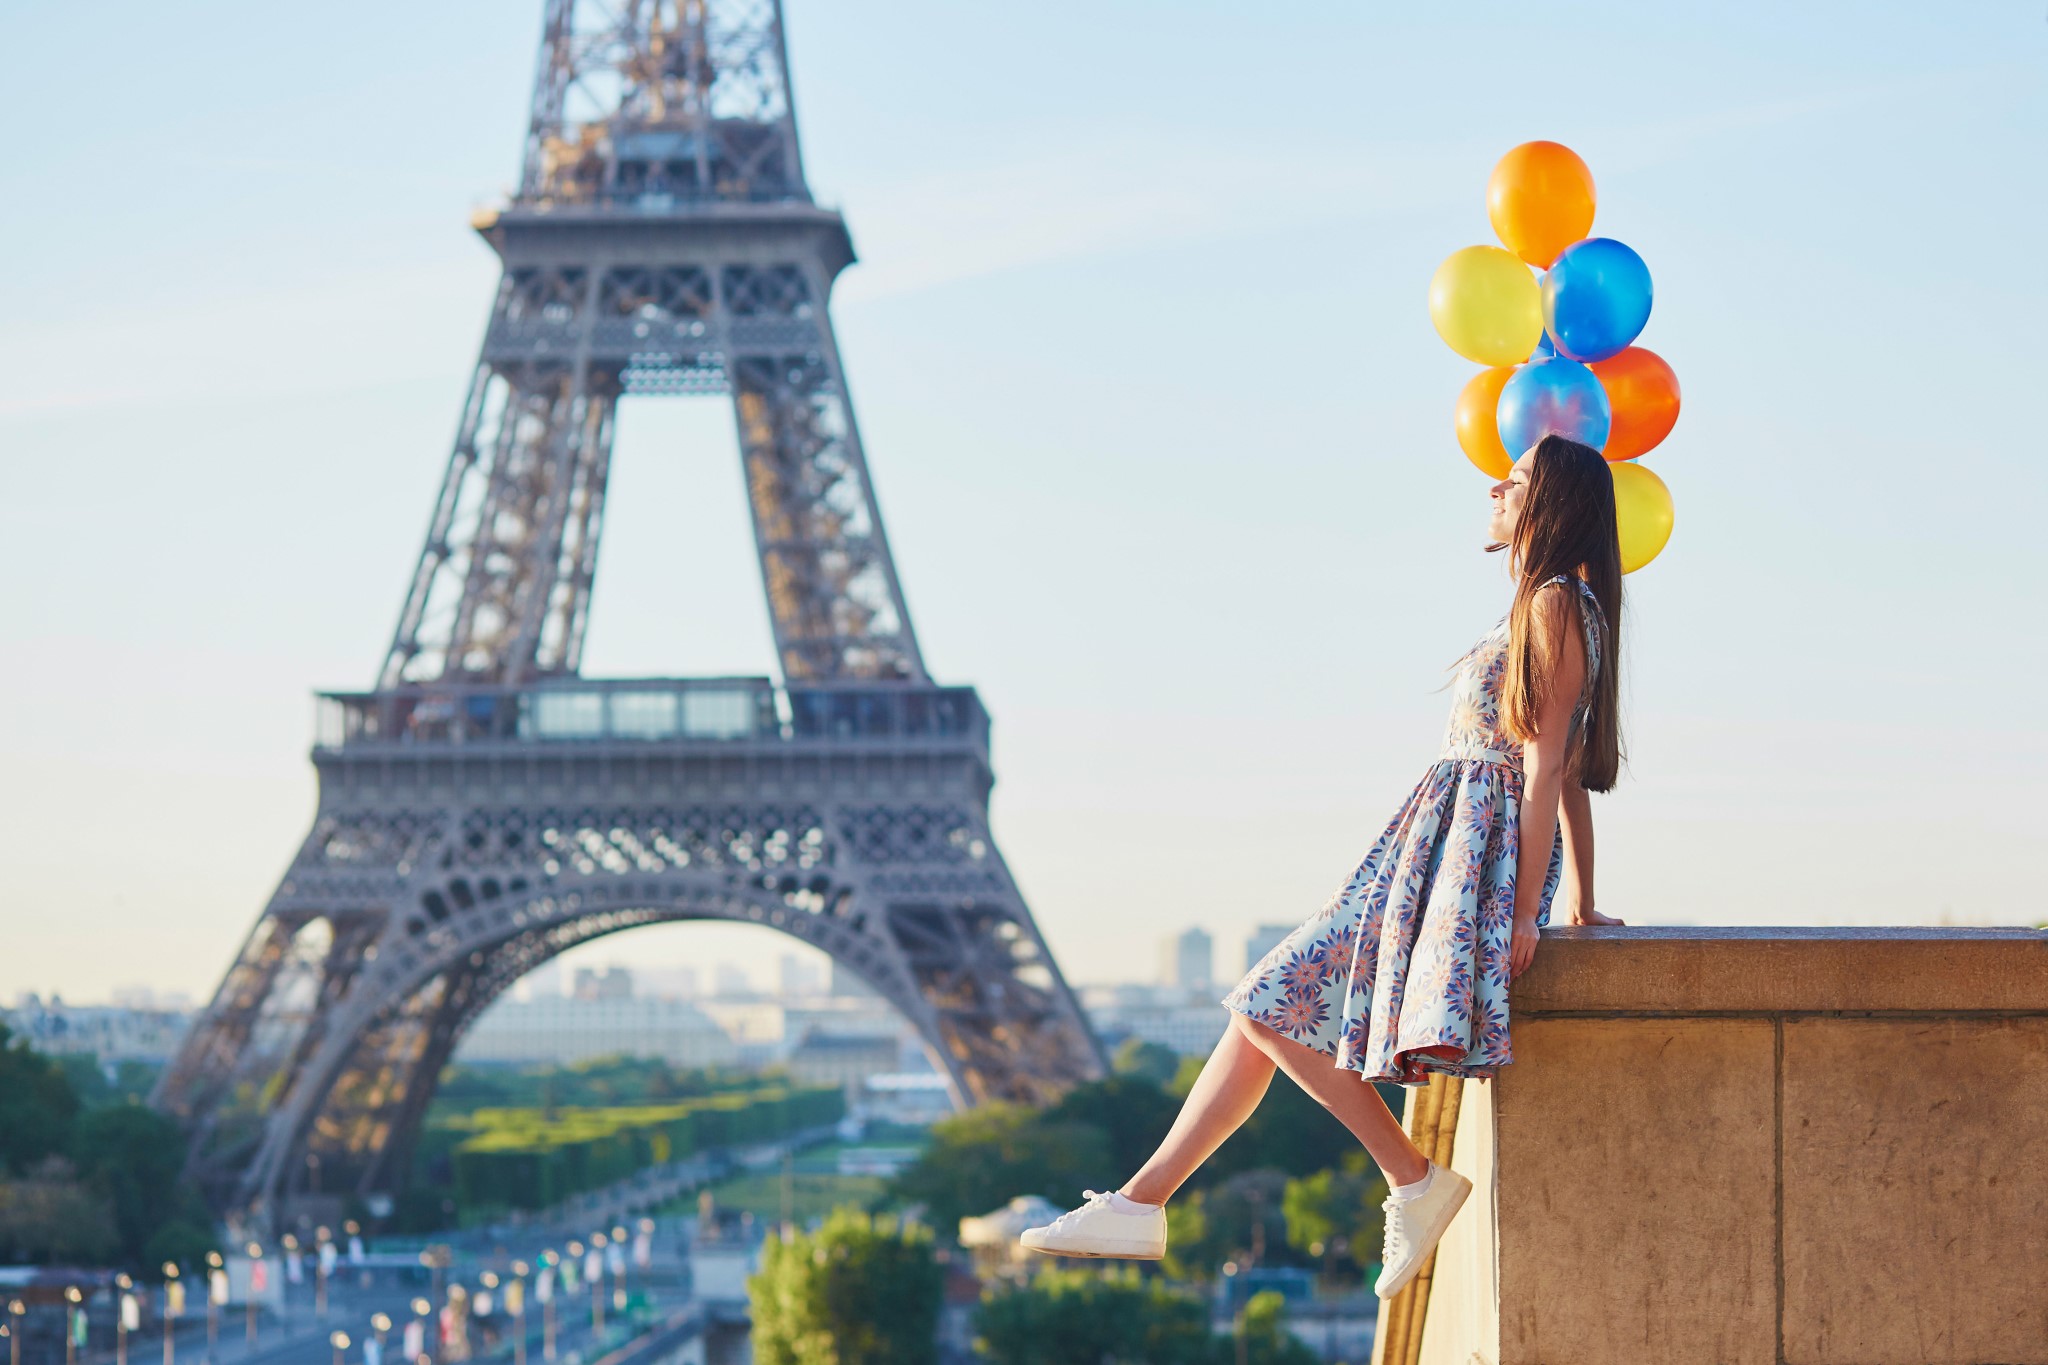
{"left": 1232, "top": 1014, "right": 1429, "bottom": 1185}
{"left": 1118, "top": 1016, "right": 1278, "bottom": 1205}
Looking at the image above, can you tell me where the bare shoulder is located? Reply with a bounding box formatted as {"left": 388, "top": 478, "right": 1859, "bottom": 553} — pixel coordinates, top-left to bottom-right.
{"left": 1530, "top": 577, "right": 1584, "bottom": 637}
{"left": 1528, "top": 578, "right": 1589, "bottom": 672}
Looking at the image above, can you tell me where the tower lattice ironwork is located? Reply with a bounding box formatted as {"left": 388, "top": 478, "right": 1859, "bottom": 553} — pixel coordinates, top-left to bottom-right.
{"left": 154, "top": 0, "right": 1104, "bottom": 1223}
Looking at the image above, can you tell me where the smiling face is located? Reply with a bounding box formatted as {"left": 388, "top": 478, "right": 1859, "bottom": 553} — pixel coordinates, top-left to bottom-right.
{"left": 1487, "top": 446, "right": 1538, "bottom": 547}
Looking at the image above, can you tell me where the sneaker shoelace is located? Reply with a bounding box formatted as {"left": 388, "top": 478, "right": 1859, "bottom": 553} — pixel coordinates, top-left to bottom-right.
{"left": 1045, "top": 1189, "right": 1115, "bottom": 1233}
{"left": 1381, "top": 1193, "right": 1409, "bottom": 1267}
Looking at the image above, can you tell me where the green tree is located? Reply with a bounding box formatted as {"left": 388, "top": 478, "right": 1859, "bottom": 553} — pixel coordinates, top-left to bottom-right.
{"left": 0, "top": 1157, "right": 120, "bottom": 1264}
{"left": 1170, "top": 1055, "right": 1400, "bottom": 1184}
{"left": 1282, "top": 1157, "right": 1387, "bottom": 1276}
{"left": 884, "top": 1103, "right": 1109, "bottom": 1232}
{"left": 1228, "top": 1289, "right": 1323, "bottom": 1365}
{"left": 975, "top": 1269, "right": 1318, "bottom": 1365}
{"left": 973, "top": 1264, "right": 1214, "bottom": 1365}
{"left": 0, "top": 1029, "right": 219, "bottom": 1267}
{"left": 72, "top": 1105, "right": 211, "bottom": 1265}
{"left": 747, "top": 1208, "right": 941, "bottom": 1365}
{"left": 56, "top": 1056, "right": 159, "bottom": 1109}
{"left": 1110, "top": 1038, "right": 1181, "bottom": 1088}
{"left": 1160, "top": 1168, "right": 1299, "bottom": 1279}
{"left": 1040, "top": 1077, "right": 1178, "bottom": 1189}
{"left": 0, "top": 1024, "right": 80, "bottom": 1176}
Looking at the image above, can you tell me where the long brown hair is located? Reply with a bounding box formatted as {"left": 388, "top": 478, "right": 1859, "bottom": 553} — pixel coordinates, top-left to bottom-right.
{"left": 1491, "top": 435, "right": 1624, "bottom": 791}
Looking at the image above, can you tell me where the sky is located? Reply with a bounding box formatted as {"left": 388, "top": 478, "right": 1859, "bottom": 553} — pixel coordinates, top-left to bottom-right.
{"left": 1, "top": 1, "right": 2044, "bottom": 1007}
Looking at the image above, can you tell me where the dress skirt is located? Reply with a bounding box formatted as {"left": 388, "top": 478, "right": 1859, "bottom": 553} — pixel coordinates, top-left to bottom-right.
{"left": 1220, "top": 749, "right": 1564, "bottom": 1086}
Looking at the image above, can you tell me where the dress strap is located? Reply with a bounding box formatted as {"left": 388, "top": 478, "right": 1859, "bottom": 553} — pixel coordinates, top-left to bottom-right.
{"left": 1542, "top": 574, "right": 1604, "bottom": 715}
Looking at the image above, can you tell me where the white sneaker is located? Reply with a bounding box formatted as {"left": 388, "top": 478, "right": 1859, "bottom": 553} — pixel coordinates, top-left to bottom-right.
{"left": 1373, "top": 1162, "right": 1472, "bottom": 1298}
{"left": 1018, "top": 1189, "right": 1167, "bottom": 1259}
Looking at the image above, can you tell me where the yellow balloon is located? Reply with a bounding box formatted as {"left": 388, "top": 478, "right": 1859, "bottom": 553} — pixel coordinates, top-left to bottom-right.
{"left": 1454, "top": 367, "right": 1516, "bottom": 479}
{"left": 1610, "top": 461, "right": 1674, "bottom": 573}
{"left": 1429, "top": 245, "right": 1542, "bottom": 366}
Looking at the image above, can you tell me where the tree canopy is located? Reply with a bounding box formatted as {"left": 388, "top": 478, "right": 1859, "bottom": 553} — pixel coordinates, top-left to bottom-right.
{"left": 976, "top": 1266, "right": 1319, "bottom": 1365}
{"left": 747, "top": 1208, "right": 943, "bottom": 1365}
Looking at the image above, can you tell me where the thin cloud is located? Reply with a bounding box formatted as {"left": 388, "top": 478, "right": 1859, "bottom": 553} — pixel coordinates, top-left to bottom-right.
{"left": 834, "top": 65, "right": 1999, "bottom": 306}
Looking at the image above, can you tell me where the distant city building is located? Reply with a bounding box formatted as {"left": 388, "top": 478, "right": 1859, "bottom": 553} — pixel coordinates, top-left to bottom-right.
{"left": 781, "top": 999, "right": 905, "bottom": 1042}
{"left": 713, "top": 962, "right": 753, "bottom": 998}
{"left": 859, "top": 1071, "right": 955, "bottom": 1124}
{"left": 1159, "top": 928, "right": 1214, "bottom": 991}
{"left": 455, "top": 994, "right": 737, "bottom": 1067}
{"left": 1243, "top": 922, "right": 1295, "bottom": 972}
{"left": 1093, "top": 1005, "right": 1230, "bottom": 1058}
{"left": 777, "top": 953, "right": 824, "bottom": 999}
{"left": 571, "top": 965, "right": 633, "bottom": 1001}
{"left": 698, "top": 999, "right": 787, "bottom": 1048}
{"left": 108, "top": 985, "right": 195, "bottom": 1012}
{"left": 829, "top": 958, "right": 884, "bottom": 1000}
{"left": 785, "top": 1029, "right": 899, "bottom": 1095}
{"left": 2, "top": 995, "right": 192, "bottom": 1062}
{"left": 1077, "top": 981, "right": 1229, "bottom": 1058}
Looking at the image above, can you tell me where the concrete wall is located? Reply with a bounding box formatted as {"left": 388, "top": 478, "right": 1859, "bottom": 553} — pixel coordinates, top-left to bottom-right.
{"left": 1415, "top": 927, "right": 2048, "bottom": 1365}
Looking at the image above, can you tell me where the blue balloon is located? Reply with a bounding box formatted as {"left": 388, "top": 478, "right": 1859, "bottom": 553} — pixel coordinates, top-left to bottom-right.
{"left": 1497, "top": 356, "right": 1612, "bottom": 455}
{"left": 1530, "top": 329, "right": 1556, "bottom": 360}
{"left": 1542, "top": 237, "right": 1652, "bottom": 363}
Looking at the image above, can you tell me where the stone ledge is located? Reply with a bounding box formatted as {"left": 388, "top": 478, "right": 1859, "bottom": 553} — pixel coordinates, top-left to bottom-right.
{"left": 1514, "top": 925, "right": 2048, "bottom": 1015}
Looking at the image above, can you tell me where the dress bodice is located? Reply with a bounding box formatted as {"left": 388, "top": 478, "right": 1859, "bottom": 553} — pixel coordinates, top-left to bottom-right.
{"left": 1439, "top": 574, "right": 1604, "bottom": 771}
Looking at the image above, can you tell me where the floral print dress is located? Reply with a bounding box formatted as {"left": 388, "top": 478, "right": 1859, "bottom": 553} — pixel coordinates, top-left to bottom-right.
{"left": 1221, "top": 573, "right": 1605, "bottom": 1086}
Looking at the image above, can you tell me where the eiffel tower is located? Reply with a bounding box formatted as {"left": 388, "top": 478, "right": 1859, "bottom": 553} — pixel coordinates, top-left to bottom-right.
{"left": 154, "top": 0, "right": 1105, "bottom": 1221}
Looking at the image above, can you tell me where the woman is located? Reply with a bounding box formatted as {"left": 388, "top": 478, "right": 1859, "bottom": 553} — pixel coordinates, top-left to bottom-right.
{"left": 1020, "top": 434, "right": 1628, "bottom": 1298}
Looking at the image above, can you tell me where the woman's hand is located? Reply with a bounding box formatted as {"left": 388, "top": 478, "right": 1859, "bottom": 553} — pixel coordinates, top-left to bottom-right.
{"left": 1508, "top": 912, "right": 1541, "bottom": 979}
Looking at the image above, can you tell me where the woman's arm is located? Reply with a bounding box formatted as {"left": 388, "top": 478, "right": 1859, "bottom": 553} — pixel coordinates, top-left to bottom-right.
{"left": 1508, "top": 586, "right": 1584, "bottom": 979}
{"left": 1556, "top": 784, "right": 1623, "bottom": 926}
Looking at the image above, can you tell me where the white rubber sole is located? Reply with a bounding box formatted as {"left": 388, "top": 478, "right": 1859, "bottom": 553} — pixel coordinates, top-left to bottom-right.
{"left": 1018, "top": 1231, "right": 1165, "bottom": 1260}
{"left": 1375, "top": 1169, "right": 1472, "bottom": 1298}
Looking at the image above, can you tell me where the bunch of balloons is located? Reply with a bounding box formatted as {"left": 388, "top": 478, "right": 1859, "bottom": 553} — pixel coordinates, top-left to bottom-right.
{"left": 1428, "top": 141, "right": 1677, "bottom": 573}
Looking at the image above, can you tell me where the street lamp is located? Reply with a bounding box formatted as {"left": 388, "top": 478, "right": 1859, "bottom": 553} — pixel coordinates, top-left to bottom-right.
{"left": 161, "top": 1264, "right": 183, "bottom": 1365}
{"left": 443, "top": 1285, "right": 468, "bottom": 1362}
{"left": 507, "top": 1264, "right": 528, "bottom": 1365}
{"left": 368, "top": 1312, "right": 391, "bottom": 1365}
{"left": 633, "top": 1218, "right": 654, "bottom": 1287}
{"left": 606, "top": 1227, "right": 628, "bottom": 1312}
{"left": 244, "top": 1243, "right": 264, "bottom": 1346}
{"left": 64, "top": 1287, "right": 82, "bottom": 1365}
{"left": 535, "top": 1253, "right": 557, "bottom": 1365}
{"left": 280, "top": 1235, "right": 300, "bottom": 1325}
{"left": 6, "top": 1298, "right": 22, "bottom": 1365}
{"left": 329, "top": 1330, "right": 350, "bottom": 1365}
{"left": 586, "top": 1235, "right": 605, "bottom": 1334}
{"left": 416, "top": 1246, "right": 451, "bottom": 1314}
{"left": 204, "top": 1252, "right": 223, "bottom": 1364}
{"left": 409, "top": 1297, "right": 432, "bottom": 1365}
{"left": 116, "top": 1274, "right": 135, "bottom": 1365}
{"left": 314, "top": 1228, "right": 333, "bottom": 1319}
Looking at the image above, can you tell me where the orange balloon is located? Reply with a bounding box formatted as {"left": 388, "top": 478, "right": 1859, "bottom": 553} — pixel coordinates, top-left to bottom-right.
{"left": 1454, "top": 367, "right": 1516, "bottom": 478}
{"left": 1488, "top": 141, "right": 1597, "bottom": 269}
{"left": 1590, "top": 347, "right": 1681, "bottom": 461}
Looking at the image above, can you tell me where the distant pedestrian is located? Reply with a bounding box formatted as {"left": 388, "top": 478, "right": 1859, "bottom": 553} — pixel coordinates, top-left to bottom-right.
{"left": 1020, "top": 434, "right": 1629, "bottom": 1297}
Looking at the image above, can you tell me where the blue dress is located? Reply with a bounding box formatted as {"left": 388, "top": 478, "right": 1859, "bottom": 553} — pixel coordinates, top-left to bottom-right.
{"left": 1220, "top": 573, "right": 1605, "bottom": 1085}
